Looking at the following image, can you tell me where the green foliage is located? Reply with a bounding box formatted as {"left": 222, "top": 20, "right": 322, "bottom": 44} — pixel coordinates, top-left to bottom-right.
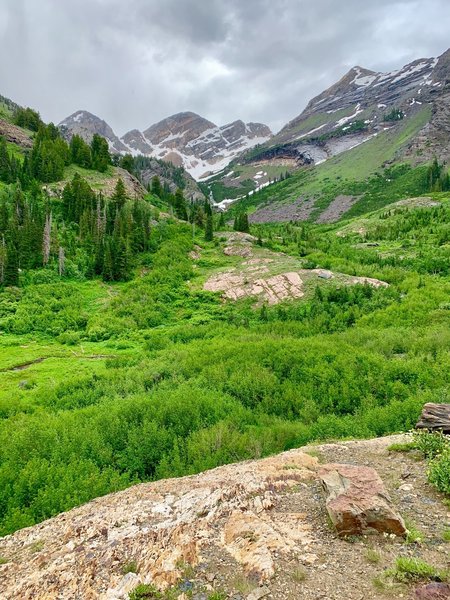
{"left": 0, "top": 195, "right": 448, "bottom": 537}
{"left": 386, "top": 557, "right": 448, "bottom": 583}
{"left": 384, "top": 108, "right": 404, "bottom": 122}
{"left": 233, "top": 211, "right": 250, "bottom": 232}
{"left": 13, "top": 107, "right": 43, "bottom": 131}
{"left": 129, "top": 584, "right": 162, "bottom": 599}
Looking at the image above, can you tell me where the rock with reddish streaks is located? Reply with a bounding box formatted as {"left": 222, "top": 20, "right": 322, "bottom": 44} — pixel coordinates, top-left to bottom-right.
{"left": 318, "top": 463, "right": 406, "bottom": 537}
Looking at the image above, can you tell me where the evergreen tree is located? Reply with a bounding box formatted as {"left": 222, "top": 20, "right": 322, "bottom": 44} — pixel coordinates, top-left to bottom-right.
{"left": 173, "top": 188, "right": 188, "bottom": 220}
{"left": 120, "top": 154, "right": 135, "bottom": 175}
{"left": 91, "top": 134, "right": 111, "bottom": 172}
{"left": 204, "top": 201, "right": 214, "bottom": 241}
{"left": 111, "top": 178, "right": 127, "bottom": 213}
{"left": 151, "top": 176, "right": 163, "bottom": 198}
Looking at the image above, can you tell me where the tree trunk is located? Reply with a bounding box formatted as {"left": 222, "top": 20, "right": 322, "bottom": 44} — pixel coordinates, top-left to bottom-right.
{"left": 416, "top": 403, "right": 450, "bottom": 433}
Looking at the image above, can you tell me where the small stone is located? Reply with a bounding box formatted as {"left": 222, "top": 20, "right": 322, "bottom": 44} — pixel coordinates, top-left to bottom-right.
{"left": 247, "top": 586, "right": 270, "bottom": 600}
{"left": 398, "top": 484, "right": 413, "bottom": 492}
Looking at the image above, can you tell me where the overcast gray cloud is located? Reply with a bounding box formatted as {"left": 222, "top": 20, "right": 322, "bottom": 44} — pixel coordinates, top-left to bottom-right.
{"left": 1, "top": 0, "right": 450, "bottom": 135}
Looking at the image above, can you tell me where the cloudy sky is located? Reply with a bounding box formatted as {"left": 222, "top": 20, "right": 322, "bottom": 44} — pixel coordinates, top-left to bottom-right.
{"left": 1, "top": 0, "right": 449, "bottom": 135}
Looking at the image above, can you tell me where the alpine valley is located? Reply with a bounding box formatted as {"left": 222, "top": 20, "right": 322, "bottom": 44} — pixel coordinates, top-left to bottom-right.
{"left": 0, "top": 40, "right": 449, "bottom": 600}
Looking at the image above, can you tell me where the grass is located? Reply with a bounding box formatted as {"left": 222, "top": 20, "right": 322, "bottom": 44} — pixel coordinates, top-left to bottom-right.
{"left": 291, "top": 565, "right": 308, "bottom": 582}
{"left": 230, "top": 574, "right": 255, "bottom": 594}
{"left": 226, "top": 105, "right": 433, "bottom": 220}
{"left": 386, "top": 557, "right": 448, "bottom": 583}
{"left": 121, "top": 560, "right": 139, "bottom": 575}
{"left": 365, "top": 548, "right": 382, "bottom": 564}
{"left": 404, "top": 519, "right": 424, "bottom": 544}
{"left": 443, "top": 528, "right": 450, "bottom": 543}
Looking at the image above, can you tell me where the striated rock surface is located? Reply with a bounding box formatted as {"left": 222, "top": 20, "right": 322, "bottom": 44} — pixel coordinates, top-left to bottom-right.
{"left": 0, "top": 450, "right": 317, "bottom": 599}
{"left": 1, "top": 434, "right": 449, "bottom": 600}
{"left": 416, "top": 403, "right": 450, "bottom": 434}
{"left": 319, "top": 464, "right": 406, "bottom": 537}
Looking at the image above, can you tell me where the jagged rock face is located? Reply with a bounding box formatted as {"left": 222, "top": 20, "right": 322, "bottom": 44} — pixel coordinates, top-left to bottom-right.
{"left": 129, "top": 112, "right": 272, "bottom": 180}
{"left": 256, "top": 48, "right": 450, "bottom": 167}
{"left": 143, "top": 111, "right": 216, "bottom": 147}
{"left": 59, "top": 110, "right": 130, "bottom": 154}
{"left": 121, "top": 129, "right": 153, "bottom": 155}
{"left": 59, "top": 110, "right": 272, "bottom": 181}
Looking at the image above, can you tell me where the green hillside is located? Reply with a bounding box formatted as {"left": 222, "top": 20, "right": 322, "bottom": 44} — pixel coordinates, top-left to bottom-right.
{"left": 227, "top": 106, "right": 438, "bottom": 220}
{"left": 0, "top": 188, "right": 448, "bottom": 535}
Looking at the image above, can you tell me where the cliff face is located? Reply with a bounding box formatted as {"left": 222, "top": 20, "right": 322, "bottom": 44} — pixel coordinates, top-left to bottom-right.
{"left": 1, "top": 435, "right": 447, "bottom": 600}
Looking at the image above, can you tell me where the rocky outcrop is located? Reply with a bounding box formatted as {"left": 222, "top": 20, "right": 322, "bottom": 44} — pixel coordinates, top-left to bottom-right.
{"left": 416, "top": 403, "right": 450, "bottom": 434}
{"left": 1, "top": 434, "right": 449, "bottom": 600}
{"left": 415, "top": 583, "right": 450, "bottom": 599}
{"left": 318, "top": 464, "right": 406, "bottom": 537}
{"left": 0, "top": 449, "right": 318, "bottom": 598}
{"left": 0, "top": 119, "right": 33, "bottom": 148}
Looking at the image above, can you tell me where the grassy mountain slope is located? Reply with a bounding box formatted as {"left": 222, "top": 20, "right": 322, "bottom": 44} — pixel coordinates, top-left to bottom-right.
{"left": 228, "top": 106, "right": 435, "bottom": 221}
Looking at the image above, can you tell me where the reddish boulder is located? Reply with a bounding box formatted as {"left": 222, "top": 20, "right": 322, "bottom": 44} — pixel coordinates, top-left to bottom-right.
{"left": 318, "top": 464, "right": 406, "bottom": 537}
{"left": 415, "top": 583, "right": 450, "bottom": 599}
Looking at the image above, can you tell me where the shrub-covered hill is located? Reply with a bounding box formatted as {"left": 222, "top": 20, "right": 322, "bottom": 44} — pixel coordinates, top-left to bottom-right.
{"left": 0, "top": 191, "right": 448, "bottom": 536}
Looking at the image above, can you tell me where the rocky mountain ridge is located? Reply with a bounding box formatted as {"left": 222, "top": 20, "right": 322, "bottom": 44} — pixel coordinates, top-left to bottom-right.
{"left": 59, "top": 110, "right": 272, "bottom": 181}
{"left": 247, "top": 48, "right": 450, "bottom": 167}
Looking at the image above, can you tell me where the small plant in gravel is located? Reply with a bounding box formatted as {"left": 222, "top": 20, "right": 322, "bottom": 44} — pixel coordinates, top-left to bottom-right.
{"left": 128, "top": 584, "right": 162, "bottom": 600}
{"left": 443, "top": 528, "right": 450, "bottom": 542}
{"left": 231, "top": 573, "right": 254, "bottom": 594}
{"left": 386, "top": 557, "right": 448, "bottom": 583}
{"left": 404, "top": 520, "right": 424, "bottom": 544}
{"left": 0, "top": 556, "right": 9, "bottom": 565}
{"left": 365, "top": 547, "right": 382, "bottom": 564}
{"left": 207, "top": 593, "right": 227, "bottom": 600}
{"left": 121, "top": 560, "right": 139, "bottom": 575}
{"left": 291, "top": 565, "right": 308, "bottom": 582}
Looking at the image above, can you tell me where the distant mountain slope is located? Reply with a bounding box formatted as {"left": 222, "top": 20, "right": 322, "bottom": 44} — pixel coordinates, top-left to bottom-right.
{"left": 58, "top": 110, "right": 272, "bottom": 180}
{"left": 209, "top": 47, "right": 450, "bottom": 214}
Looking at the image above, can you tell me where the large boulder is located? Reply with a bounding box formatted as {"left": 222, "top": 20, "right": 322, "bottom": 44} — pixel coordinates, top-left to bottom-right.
{"left": 318, "top": 464, "right": 406, "bottom": 537}
{"left": 416, "top": 403, "right": 450, "bottom": 434}
{"left": 415, "top": 583, "right": 450, "bottom": 599}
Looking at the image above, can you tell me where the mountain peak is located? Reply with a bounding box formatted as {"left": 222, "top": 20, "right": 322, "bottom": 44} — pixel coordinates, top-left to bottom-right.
{"left": 59, "top": 110, "right": 129, "bottom": 153}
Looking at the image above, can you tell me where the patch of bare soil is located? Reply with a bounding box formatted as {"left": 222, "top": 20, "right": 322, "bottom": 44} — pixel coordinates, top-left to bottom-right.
{"left": 316, "top": 195, "right": 359, "bottom": 223}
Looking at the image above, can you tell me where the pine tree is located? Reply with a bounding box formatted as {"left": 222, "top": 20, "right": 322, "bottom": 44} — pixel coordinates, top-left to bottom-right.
{"left": 4, "top": 240, "right": 19, "bottom": 286}
{"left": 151, "top": 176, "right": 162, "bottom": 198}
{"left": 173, "top": 188, "right": 188, "bottom": 220}
{"left": 91, "top": 134, "right": 111, "bottom": 172}
{"left": 111, "top": 178, "right": 127, "bottom": 213}
{"left": 120, "top": 154, "right": 135, "bottom": 175}
{"left": 204, "top": 201, "right": 213, "bottom": 241}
